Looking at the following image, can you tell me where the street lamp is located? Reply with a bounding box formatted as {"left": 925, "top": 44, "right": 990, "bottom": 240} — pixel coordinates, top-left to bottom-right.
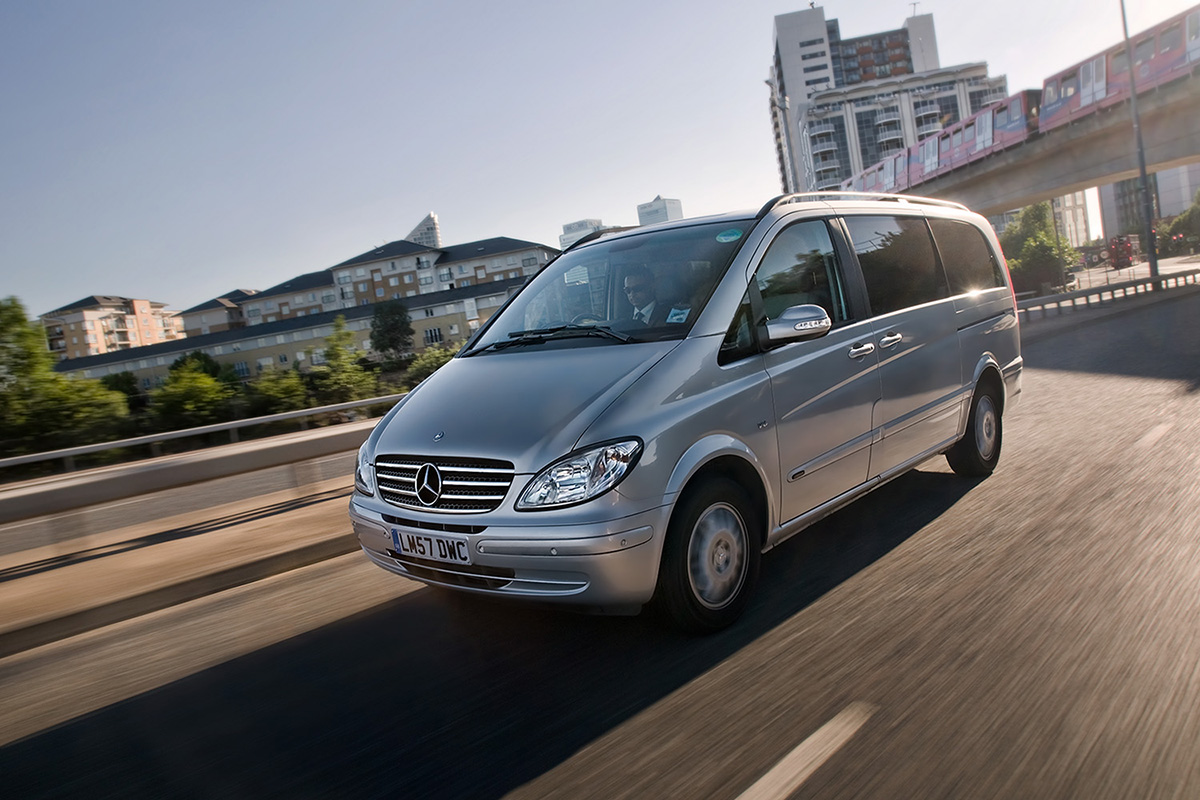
{"left": 1119, "top": 0, "right": 1160, "bottom": 281}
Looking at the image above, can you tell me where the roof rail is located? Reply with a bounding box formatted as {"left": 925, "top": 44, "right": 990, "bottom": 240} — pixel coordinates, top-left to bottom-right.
{"left": 755, "top": 191, "right": 968, "bottom": 219}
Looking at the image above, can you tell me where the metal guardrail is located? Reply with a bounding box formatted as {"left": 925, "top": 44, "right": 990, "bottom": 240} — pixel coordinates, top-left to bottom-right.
{"left": 0, "top": 393, "right": 407, "bottom": 472}
{"left": 1016, "top": 267, "right": 1200, "bottom": 322}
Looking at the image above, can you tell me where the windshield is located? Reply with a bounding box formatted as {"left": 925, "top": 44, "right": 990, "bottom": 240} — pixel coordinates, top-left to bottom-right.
{"left": 467, "top": 220, "right": 753, "bottom": 353}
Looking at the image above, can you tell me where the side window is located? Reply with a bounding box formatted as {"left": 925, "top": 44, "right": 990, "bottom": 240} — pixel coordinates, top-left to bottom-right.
{"left": 1134, "top": 37, "right": 1154, "bottom": 66}
{"left": 1111, "top": 49, "right": 1128, "bottom": 74}
{"left": 843, "top": 215, "right": 945, "bottom": 316}
{"left": 927, "top": 218, "right": 1006, "bottom": 294}
{"left": 753, "top": 220, "right": 849, "bottom": 324}
{"left": 1043, "top": 79, "right": 1059, "bottom": 106}
{"left": 1061, "top": 71, "right": 1079, "bottom": 98}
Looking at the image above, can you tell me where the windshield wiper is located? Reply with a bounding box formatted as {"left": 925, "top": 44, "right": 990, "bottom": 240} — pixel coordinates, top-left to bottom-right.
{"left": 466, "top": 324, "right": 632, "bottom": 354}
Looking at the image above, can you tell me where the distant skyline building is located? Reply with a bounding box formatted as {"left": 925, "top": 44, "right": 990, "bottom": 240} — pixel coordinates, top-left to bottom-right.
{"left": 405, "top": 212, "right": 442, "bottom": 249}
{"left": 769, "top": 6, "right": 1005, "bottom": 191}
{"left": 559, "top": 219, "right": 608, "bottom": 249}
{"left": 636, "top": 195, "right": 684, "bottom": 226}
{"left": 1053, "top": 192, "right": 1093, "bottom": 248}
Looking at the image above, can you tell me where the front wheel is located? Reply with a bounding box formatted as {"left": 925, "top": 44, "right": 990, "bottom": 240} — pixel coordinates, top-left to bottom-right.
{"left": 652, "top": 477, "right": 760, "bottom": 633}
{"left": 946, "top": 383, "right": 1002, "bottom": 476}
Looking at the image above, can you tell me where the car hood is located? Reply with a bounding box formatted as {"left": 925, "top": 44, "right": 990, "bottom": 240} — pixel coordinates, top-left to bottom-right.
{"left": 371, "top": 341, "right": 678, "bottom": 473}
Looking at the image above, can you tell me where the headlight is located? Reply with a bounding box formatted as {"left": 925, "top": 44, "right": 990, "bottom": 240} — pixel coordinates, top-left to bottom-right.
{"left": 355, "top": 443, "right": 376, "bottom": 496}
{"left": 518, "top": 439, "right": 642, "bottom": 510}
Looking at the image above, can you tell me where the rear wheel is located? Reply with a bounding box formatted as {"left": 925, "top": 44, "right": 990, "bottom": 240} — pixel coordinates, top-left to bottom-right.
{"left": 652, "top": 477, "right": 760, "bottom": 633}
{"left": 947, "top": 383, "right": 1002, "bottom": 476}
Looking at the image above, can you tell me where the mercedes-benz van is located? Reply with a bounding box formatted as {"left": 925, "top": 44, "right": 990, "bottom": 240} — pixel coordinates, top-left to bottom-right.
{"left": 349, "top": 193, "right": 1022, "bottom": 631}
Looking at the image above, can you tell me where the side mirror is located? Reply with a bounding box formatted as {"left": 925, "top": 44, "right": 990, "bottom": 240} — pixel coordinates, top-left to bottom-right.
{"left": 763, "top": 304, "right": 832, "bottom": 345}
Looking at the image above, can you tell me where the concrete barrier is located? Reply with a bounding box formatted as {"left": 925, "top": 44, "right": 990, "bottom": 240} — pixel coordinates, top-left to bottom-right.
{"left": 0, "top": 419, "right": 376, "bottom": 529}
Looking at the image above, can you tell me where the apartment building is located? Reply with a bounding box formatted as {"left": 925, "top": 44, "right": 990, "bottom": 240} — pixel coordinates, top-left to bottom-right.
{"left": 55, "top": 278, "right": 526, "bottom": 389}
{"left": 40, "top": 296, "right": 185, "bottom": 361}
{"left": 769, "top": 6, "right": 1005, "bottom": 191}
{"left": 242, "top": 236, "right": 555, "bottom": 326}
{"left": 178, "top": 289, "right": 259, "bottom": 337}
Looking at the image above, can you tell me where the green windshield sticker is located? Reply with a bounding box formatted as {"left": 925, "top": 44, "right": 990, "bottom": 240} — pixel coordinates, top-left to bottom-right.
{"left": 716, "top": 229, "right": 743, "bottom": 243}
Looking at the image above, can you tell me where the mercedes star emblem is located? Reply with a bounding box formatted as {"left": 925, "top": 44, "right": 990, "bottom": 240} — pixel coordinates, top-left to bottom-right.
{"left": 415, "top": 463, "right": 443, "bottom": 506}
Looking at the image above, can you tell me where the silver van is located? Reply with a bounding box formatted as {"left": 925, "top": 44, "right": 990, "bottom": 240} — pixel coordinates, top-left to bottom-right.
{"left": 349, "top": 193, "right": 1022, "bottom": 631}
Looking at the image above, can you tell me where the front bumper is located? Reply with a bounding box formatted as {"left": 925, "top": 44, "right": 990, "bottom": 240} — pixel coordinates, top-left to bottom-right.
{"left": 348, "top": 497, "right": 667, "bottom": 609}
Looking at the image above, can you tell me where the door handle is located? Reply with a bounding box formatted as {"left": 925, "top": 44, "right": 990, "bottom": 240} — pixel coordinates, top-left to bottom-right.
{"left": 879, "top": 332, "right": 903, "bottom": 348}
{"left": 848, "top": 342, "right": 876, "bottom": 359}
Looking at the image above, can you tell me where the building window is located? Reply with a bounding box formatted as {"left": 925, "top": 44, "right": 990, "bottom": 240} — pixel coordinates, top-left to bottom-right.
{"left": 404, "top": 274, "right": 414, "bottom": 284}
{"left": 278, "top": 353, "right": 288, "bottom": 363}
{"left": 375, "top": 288, "right": 385, "bottom": 297}
{"left": 522, "top": 256, "right": 537, "bottom": 267}
{"left": 423, "top": 328, "right": 443, "bottom": 345}
{"left": 424, "top": 308, "right": 435, "bottom": 318}
{"left": 419, "top": 274, "right": 433, "bottom": 286}
{"left": 234, "top": 361, "right": 250, "bottom": 378}
{"left": 438, "top": 269, "right": 452, "bottom": 282}
{"left": 337, "top": 273, "right": 352, "bottom": 284}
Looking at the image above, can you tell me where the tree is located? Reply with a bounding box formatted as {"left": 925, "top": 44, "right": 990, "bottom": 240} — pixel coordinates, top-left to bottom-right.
{"left": 171, "top": 350, "right": 240, "bottom": 384}
{"left": 999, "top": 203, "right": 1078, "bottom": 295}
{"left": 0, "top": 296, "right": 55, "bottom": 435}
{"left": 308, "top": 315, "right": 376, "bottom": 404}
{"left": 1164, "top": 189, "right": 1200, "bottom": 255}
{"left": 0, "top": 297, "right": 129, "bottom": 451}
{"left": 100, "top": 371, "right": 150, "bottom": 412}
{"left": 404, "top": 345, "right": 456, "bottom": 387}
{"left": 369, "top": 300, "right": 414, "bottom": 366}
{"left": 151, "top": 362, "right": 233, "bottom": 429}
{"left": 247, "top": 367, "right": 309, "bottom": 416}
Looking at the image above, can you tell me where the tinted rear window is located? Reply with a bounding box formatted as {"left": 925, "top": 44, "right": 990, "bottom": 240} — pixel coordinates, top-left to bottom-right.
{"left": 927, "top": 218, "right": 1007, "bottom": 294}
{"left": 843, "top": 215, "right": 945, "bottom": 315}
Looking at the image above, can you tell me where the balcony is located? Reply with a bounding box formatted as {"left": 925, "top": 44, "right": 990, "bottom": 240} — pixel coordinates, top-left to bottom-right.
{"left": 816, "top": 177, "right": 845, "bottom": 190}
{"left": 808, "top": 123, "right": 836, "bottom": 137}
{"left": 881, "top": 146, "right": 906, "bottom": 159}
{"left": 877, "top": 127, "right": 904, "bottom": 145}
{"left": 811, "top": 137, "right": 838, "bottom": 155}
{"left": 875, "top": 110, "right": 901, "bottom": 126}
{"left": 813, "top": 159, "right": 841, "bottom": 174}
{"left": 917, "top": 121, "right": 943, "bottom": 137}
{"left": 914, "top": 101, "right": 940, "bottom": 119}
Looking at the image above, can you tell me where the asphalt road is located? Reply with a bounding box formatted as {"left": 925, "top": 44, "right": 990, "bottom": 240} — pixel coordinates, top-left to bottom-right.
{"left": 3, "top": 291, "right": 1200, "bottom": 799}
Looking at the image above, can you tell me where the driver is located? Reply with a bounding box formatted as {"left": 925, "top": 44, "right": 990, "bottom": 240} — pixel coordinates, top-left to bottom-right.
{"left": 623, "top": 266, "right": 669, "bottom": 326}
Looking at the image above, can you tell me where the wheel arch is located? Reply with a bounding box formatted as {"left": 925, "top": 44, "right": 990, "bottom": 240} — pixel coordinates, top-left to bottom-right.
{"left": 665, "top": 438, "right": 772, "bottom": 550}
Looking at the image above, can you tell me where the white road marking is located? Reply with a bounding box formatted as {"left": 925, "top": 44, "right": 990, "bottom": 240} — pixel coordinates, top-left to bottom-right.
{"left": 1135, "top": 423, "right": 1172, "bottom": 450}
{"left": 736, "top": 702, "right": 876, "bottom": 800}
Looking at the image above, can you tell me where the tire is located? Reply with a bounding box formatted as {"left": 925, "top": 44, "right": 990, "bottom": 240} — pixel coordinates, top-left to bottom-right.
{"left": 946, "top": 383, "right": 1002, "bottom": 477}
{"left": 652, "top": 476, "right": 761, "bottom": 633}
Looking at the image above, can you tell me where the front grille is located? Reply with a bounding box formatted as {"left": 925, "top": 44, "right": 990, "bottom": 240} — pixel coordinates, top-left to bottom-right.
{"left": 375, "top": 455, "right": 514, "bottom": 514}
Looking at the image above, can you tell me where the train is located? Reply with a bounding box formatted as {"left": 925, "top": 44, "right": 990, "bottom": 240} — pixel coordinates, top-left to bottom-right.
{"left": 841, "top": 3, "right": 1200, "bottom": 196}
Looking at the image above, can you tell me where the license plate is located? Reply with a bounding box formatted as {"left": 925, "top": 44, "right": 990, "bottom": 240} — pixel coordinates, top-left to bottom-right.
{"left": 390, "top": 527, "right": 472, "bottom": 566}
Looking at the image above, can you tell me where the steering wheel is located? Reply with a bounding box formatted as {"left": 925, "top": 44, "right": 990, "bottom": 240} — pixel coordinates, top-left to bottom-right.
{"left": 571, "top": 313, "right": 603, "bottom": 325}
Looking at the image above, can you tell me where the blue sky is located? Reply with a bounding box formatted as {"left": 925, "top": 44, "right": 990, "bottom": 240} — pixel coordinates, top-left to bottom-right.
{"left": 1, "top": 0, "right": 1192, "bottom": 317}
